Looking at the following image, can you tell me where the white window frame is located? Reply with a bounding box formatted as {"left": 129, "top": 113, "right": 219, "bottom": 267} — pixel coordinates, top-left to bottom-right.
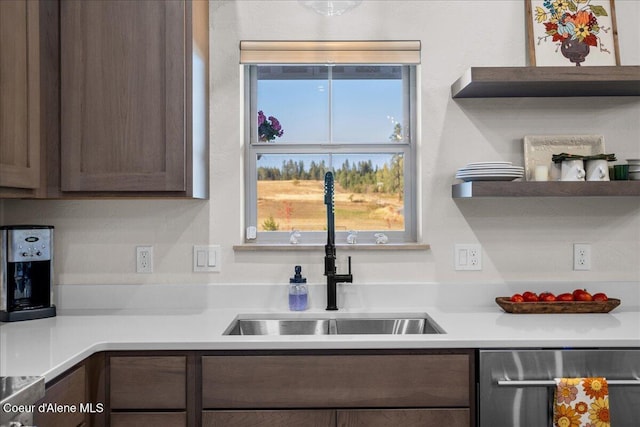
{"left": 241, "top": 42, "right": 420, "bottom": 245}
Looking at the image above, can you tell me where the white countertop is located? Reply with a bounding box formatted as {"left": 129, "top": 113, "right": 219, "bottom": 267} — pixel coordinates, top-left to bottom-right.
{"left": 1, "top": 282, "right": 639, "bottom": 382}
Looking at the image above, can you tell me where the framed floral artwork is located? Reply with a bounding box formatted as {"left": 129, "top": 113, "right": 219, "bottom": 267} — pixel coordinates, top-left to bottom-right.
{"left": 526, "top": 0, "right": 620, "bottom": 66}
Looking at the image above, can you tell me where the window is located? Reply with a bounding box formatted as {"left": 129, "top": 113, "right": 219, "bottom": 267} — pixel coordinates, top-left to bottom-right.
{"left": 242, "top": 42, "right": 419, "bottom": 244}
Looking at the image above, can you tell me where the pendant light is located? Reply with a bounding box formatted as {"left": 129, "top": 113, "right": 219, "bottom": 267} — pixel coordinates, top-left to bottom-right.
{"left": 298, "top": 1, "right": 363, "bottom": 16}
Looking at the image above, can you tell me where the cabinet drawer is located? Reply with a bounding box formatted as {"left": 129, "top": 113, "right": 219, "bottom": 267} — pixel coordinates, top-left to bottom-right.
{"left": 110, "top": 412, "right": 187, "bottom": 427}
{"left": 33, "top": 365, "right": 87, "bottom": 427}
{"left": 337, "top": 408, "right": 470, "bottom": 427}
{"left": 202, "top": 353, "right": 470, "bottom": 408}
{"left": 202, "top": 410, "right": 335, "bottom": 427}
{"left": 110, "top": 356, "right": 186, "bottom": 409}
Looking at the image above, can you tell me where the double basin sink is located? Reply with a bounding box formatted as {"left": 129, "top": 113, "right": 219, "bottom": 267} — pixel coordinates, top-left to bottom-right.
{"left": 224, "top": 313, "right": 444, "bottom": 336}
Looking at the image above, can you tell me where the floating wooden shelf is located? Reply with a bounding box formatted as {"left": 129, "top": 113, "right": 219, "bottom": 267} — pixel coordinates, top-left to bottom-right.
{"left": 451, "top": 66, "right": 640, "bottom": 98}
{"left": 452, "top": 181, "right": 640, "bottom": 198}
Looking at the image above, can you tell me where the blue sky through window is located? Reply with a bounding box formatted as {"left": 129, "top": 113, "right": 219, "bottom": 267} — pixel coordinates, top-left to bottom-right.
{"left": 257, "top": 70, "right": 403, "bottom": 145}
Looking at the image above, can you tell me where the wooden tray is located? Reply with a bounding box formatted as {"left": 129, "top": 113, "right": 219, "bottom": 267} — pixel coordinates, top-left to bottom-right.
{"left": 495, "top": 297, "right": 621, "bottom": 314}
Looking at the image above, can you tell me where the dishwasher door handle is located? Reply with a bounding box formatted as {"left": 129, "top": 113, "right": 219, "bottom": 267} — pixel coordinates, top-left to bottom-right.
{"left": 498, "top": 379, "right": 640, "bottom": 387}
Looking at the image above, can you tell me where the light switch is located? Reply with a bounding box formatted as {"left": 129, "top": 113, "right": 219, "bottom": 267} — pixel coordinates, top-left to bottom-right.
{"left": 196, "top": 250, "right": 207, "bottom": 267}
{"left": 193, "top": 245, "right": 221, "bottom": 272}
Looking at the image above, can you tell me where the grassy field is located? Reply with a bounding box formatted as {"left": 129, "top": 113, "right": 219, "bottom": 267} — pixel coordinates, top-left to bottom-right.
{"left": 257, "top": 179, "right": 404, "bottom": 232}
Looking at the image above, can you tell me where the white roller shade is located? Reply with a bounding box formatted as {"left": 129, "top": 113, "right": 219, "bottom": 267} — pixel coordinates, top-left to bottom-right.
{"left": 240, "top": 41, "right": 421, "bottom": 64}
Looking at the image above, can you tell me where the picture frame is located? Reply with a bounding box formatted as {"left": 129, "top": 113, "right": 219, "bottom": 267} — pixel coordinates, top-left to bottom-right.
{"left": 525, "top": 0, "right": 620, "bottom": 66}
{"left": 522, "top": 135, "right": 605, "bottom": 181}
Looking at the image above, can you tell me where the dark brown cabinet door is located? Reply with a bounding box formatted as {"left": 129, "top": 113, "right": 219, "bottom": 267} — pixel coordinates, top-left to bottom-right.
{"left": 110, "top": 412, "right": 187, "bottom": 427}
{"left": 60, "top": 0, "right": 186, "bottom": 192}
{"left": 202, "top": 410, "right": 335, "bottom": 427}
{"left": 0, "top": 0, "right": 40, "bottom": 191}
{"left": 109, "top": 356, "right": 187, "bottom": 410}
{"left": 203, "top": 409, "right": 470, "bottom": 427}
{"left": 33, "top": 366, "right": 88, "bottom": 427}
{"left": 337, "top": 409, "right": 470, "bottom": 427}
{"left": 202, "top": 354, "right": 471, "bottom": 409}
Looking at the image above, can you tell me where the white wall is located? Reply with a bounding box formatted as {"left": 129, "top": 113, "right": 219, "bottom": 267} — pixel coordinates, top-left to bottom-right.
{"left": 1, "top": 0, "right": 639, "bottom": 288}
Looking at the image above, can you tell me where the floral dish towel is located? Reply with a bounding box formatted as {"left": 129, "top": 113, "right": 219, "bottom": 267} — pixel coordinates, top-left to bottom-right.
{"left": 554, "top": 377, "right": 610, "bottom": 427}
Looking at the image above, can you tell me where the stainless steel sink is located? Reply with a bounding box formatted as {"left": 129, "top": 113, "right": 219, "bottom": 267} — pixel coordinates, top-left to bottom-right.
{"left": 334, "top": 318, "right": 443, "bottom": 335}
{"left": 224, "top": 319, "right": 331, "bottom": 336}
{"left": 223, "top": 314, "right": 444, "bottom": 335}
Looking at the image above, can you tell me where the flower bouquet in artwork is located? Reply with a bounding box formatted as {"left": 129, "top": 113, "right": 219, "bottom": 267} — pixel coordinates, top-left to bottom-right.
{"left": 258, "top": 111, "right": 284, "bottom": 142}
{"left": 528, "top": 0, "right": 619, "bottom": 66}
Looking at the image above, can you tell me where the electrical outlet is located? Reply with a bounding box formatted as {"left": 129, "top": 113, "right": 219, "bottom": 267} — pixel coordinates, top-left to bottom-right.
{"left": 136, "top": 246, "right": 153, "bottom": 273}
{"left": 573, "top": 243, "right": 591, "bottom": 271}
{"left": 455, "top": 244, "right": 482, "bottom": 271}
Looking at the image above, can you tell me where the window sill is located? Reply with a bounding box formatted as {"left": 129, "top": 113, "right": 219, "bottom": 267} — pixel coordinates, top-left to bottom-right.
{"left": 233, "top": 243, "right": 430, "bottom": 252}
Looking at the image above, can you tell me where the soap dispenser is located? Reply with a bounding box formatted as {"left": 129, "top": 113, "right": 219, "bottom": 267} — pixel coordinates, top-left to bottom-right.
{"left": 289, "top": 265, "right": 308, "bottom": 311}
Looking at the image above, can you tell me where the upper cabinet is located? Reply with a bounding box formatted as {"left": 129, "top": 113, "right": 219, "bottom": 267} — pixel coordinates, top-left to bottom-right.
{"left": 57, "top": 0, "right": 208, "bottom": 197}
{"left": 0, "top": 0, "right": 41, "bottom": 196}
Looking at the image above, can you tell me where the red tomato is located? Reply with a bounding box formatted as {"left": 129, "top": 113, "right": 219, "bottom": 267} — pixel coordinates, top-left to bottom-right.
{"left": 539, "top": 293, "right": 557, "bottom": 302}
{"left": 523, "top": 292, "right": 539, "bottom": 302}
{"left": 557, "top": 293, "right": 574, "bottom": 302}
{"left": 573, "top": 289, "right": 588, "bottom": 299}
{"left": 575, "top": 290, "right": 593, "bottom": 301}
{"left": 593, "top": 292, "right": 608, "bottom": 302}
{"left": 510, "top": 293, "right": 524, "bottom": 303}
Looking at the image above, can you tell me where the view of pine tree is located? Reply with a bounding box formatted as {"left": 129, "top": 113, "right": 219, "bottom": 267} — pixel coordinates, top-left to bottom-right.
{"left": 257, "top": 156, "right": 404, "bottom": 199}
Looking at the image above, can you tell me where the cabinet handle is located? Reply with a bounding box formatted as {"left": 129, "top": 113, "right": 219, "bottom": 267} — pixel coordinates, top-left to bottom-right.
{"left": 498, "top": 379, "right": 640, "bottom": 387}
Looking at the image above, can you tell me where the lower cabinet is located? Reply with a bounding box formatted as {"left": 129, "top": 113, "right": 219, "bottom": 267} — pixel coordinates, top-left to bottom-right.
{"left": 202, "top": 352, "right": 471, "bottom": 408}
{"left": 337, "top": 408, "right": 470, "bottom": 427}
{"left": 108, "top": 354, "right": 188, "bottom": 426}
{"left": 33, "top": 365, "right": 88, "bottom": 427}
{"left": 202, "top": 409, "right": 469, "bottom": 427}
{"left": 109, "top": 355, "right": 186, "bottom": 409}
{"left": 110, "top": 412, "right": 187, "bottom": 427}
{"left": 58, "top": 350, "right": 474, "bottom": 427}
{"left": 202, "top": 410, "right": 335, "bottom": 427}
{"left": 201, "top": 350, "right": 474, "bottom": 427}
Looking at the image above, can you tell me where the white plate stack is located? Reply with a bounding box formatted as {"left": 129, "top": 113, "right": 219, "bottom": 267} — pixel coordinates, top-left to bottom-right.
{"left": 629, "top": 159, "right": 640, "bottom": 180}
{"left": 455, "top": 162, "right": 524, "bottom": 182}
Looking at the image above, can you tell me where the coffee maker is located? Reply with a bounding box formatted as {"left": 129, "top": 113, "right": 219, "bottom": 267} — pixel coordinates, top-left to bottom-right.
{"left": 1, "top": 225, "right": 56, "bottom": 322}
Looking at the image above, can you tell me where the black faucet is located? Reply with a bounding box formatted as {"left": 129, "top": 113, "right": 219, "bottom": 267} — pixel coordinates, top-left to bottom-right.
{"left": 324, "top": 171, "right": 353, "bottom": 311}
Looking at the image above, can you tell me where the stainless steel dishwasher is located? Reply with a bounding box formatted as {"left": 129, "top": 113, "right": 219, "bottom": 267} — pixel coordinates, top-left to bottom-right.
{"left": 479, "top": 349, "right": 640, "bottom": 427}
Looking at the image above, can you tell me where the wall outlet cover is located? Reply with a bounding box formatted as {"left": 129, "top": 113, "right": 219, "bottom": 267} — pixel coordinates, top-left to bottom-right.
{"left": 573, "top": 243, "right": 591, "bottom": 271}
{"left": 136, "top": 246, "right": 153, "bottom": 273}
{"left": 455, "top": 244, "right": 482, "bottom": 271}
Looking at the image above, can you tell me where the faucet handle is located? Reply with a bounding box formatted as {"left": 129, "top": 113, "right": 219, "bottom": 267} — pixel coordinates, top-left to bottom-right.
{"left": 348, "top": 256, "right": 351, "bottom": 274}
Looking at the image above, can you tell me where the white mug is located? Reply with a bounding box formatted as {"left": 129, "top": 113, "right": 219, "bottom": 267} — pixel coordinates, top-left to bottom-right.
{"left": 585, "top": 159, "right": 610, "bottom": 181}
{"left": 561, "top": 159, "right": 585, "bottom": 181}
